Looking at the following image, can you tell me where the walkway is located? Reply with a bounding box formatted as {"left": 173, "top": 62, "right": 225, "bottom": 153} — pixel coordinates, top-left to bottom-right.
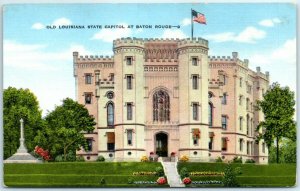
{"left": 161, "top": 161, "right": 185, "bottom": 187}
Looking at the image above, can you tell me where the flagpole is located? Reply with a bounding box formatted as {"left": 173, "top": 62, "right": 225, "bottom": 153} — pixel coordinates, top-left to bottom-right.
{"left": 191, "top": 8, "right": 194, "bottom": 39}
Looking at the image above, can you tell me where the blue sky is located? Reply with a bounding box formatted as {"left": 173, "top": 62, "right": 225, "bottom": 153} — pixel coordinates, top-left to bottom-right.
{"left": 3, "top": 3, "right": 296, "bottom": 116}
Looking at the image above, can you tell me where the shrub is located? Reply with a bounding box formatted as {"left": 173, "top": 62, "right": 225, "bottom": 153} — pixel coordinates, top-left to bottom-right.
{"left": 100, "top": 178, "right": 105, "bottom": 184}
{"left": 179, "top": 155, "right": 189, "bottom": 162}
{"left": 232, "top": 156, "right": 242, "bottom": 163}
{"left": 140, "top": 156, "right": 149, "bottom": 162}
{"left": 215, "top": 157, "right": 223, "bottom": 163}
{"left": 128, "top": 178, "right": 134, "bottom": 184}
{"left": 155, "top": 167, "right": 164, "bottom": 177}
{"left": 234, "top": 167, "right": 242, "bottom": 175}
{"left": 76, "top": 156, "right": 85, "bottom": 162}
{"left": 66, "top": 150, "right": 76, "bottom": 162}
{"left": 245, "top": 159, "right": 255, "bottom": 163}
{"left": 54, "top": 155, "right": 64, "bottom": 162}
{"left": 96, "top": 155, "right": 105, "bottom": 162}
{"left": 179, "top": 167, "right": 189, "bottom": 179}
{"left": 222, "top": 164, "right": 239, "bottom": 187}
{"left": 157, "top": 177, "right": 167, "bottom": 185}
{"left": 182, "top": 177, "right": 192, "bottom": 184}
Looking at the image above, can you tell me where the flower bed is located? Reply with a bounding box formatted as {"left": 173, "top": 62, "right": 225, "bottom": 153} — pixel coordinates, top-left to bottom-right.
{"left": 190, "top": 171, "right": 224, "bottom": 176}
{"left": 34, "top": 146, "right": 50, "bottom": 161}
{"left": 191, "top": 180, "right": 223, "bottom": 185}
{"left": 133, "top": 171, "right": 157, "bottom": 176}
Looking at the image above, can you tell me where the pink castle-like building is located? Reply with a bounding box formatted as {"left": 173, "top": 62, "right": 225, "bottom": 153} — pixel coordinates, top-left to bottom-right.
{"left": 73, "top": 37, "right": 269, "bottom": 164}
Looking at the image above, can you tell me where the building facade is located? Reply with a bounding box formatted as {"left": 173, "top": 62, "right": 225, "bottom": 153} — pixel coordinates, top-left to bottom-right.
{"left": 73, "top": 37, "right": 269, "bottom": 164}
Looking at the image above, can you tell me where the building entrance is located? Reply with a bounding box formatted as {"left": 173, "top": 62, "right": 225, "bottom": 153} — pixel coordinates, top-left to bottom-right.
{"left": 155, "top": 133, "right": 168, "bottom": 157}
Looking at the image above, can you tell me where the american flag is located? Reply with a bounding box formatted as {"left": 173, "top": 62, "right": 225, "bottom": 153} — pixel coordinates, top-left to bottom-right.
{"left": 192, "top": 9, "right": 206, "bottom": 24}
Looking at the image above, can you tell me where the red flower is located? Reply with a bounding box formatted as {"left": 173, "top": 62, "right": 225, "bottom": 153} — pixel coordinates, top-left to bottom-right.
{"left": 182, "top": 177, "right": 192, "bottom": 184}
{"left": 34, "top": 146, "right": 51, "bottom": 161}
{"left": 157, "top": 177, "right": 167, "bottom": 184}
{"left": 150, "top": 152, "right": 154, "bottom": 155}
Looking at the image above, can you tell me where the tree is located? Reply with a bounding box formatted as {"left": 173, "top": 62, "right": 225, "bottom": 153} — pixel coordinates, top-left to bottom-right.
{"left": 222, "top": 163, "right": 239, "bottom": 187}
{"left": 37, "top": 98, "right": 95, "bottom": 161}
{"left": 256, "top": 82, "right": 296, "bottom": 163}
{"left": 3, "top": 87, "right": 44, "bottom": 159}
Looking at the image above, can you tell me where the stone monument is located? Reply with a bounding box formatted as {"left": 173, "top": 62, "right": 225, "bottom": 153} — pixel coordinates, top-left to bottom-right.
{"left": 4, "top": 118, "right": 42, "bottom": 163}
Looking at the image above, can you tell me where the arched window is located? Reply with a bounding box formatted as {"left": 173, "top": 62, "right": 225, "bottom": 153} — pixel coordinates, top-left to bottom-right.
{"left": 153, "top": 90, "right": 170, "bottom": 122}
{"left": 208, "top": 102, "right": 213, "bottom": 127}
{"left": 107, "top": 102, "right": 114, "bottom": 126}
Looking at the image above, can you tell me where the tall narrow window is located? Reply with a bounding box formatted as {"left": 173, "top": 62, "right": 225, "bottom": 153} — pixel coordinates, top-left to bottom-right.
{"left": 262, "top": 142, "right": 265, "bottom": 153}
{"left": 208, "top": 137, "right": 213, "bottom": 150}
{"left": 107, "top": 132, "right": 115, "bottom": 151}
{"left": 246, "top": 98, "right": 249, "bottom": 110}
{"left": 192, "top": 129, "right": 200, "bottom": 145}
{"left": 127, "top": 103, "right": 133, "bottom": 120}
{"left": 153, "top": 90, "right": 170, "bottom": 122}
{"left": 126, "top": 75, "right": 132, "bottom": 89}
{"left": 127, "top": 129, "right": 133, "bottom": 145}
{"left": 208, "top": 102, "right": 213, "bottom": 127}
{"left": 221, "top": 115, "right": 227, "bottom": 129}
{"left": 222, "top": 138, "right": 227, "bottom": 151}
{"left": 109, "top": 73, "right": 114, "bottom": 81}
{"left": 239, "top": 117, "right": 243, "bottom": 131}
{"left": 246, "top": 115, "right": 250, "bottom": 135}
{"left": 126, "top": 56, "right": 132, "bottom": 65}
{"left": 223, "top": 75, "right": 227, "bottom": 85}
{"left": 250, "top": 118, "right": 253, "bottom": 136}
{"left": 192, "top": 103, "right": 198, "bottom": 120}
{"left": 85, "top": 93, "right": 92, "bottom": 104}
{"left": 240, "top": 77, "right": 243, "bottom": 87}
{"left": 192, "top": 57, "right": 198, "bottom": 66}
{"left": 239, "top": 139, "right": 243, "bottom": 152}
{"left": 85, "top": 73, "right": 92, "bottom": 84}
{"left": 222, "top": 93, "right": 227, "bottom": 105}
{"left": 107, "top": 103, "right": 114, "bottom": 126}
{"left": 86, "top": 139, "right": 93, "bottom": 152}
{"left": 192, "top": 75, "right": 198, "bottom": 89}
{"left": 239, "top": 95, "right": 243, "bottom": 105}
{"left": 247, "top": 141, "right": 250, "bottom": 155}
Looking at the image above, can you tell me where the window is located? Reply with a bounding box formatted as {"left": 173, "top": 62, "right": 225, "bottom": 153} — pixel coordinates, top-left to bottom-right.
{"left": 106, "top": 132, "right": 115, "bottom": 151}
{"left": 246, "top": 115, "right": 250, "bottom": 135}
{"left": 222, "top": 115, "right": 227, "bottom": 129}
{"left": 85, "top": 93, "right": 92, "bottom": 104}
{"left": 86, "top": 139, "right": 93, "bottom": 152}
{"left": 209, "top": 137, "right": 213, "bottom": 150}
{"left": 223, "top": 75, "right": 227, "bottom": 85}
{"left": 239, "top": 117, "right": 243, "bottom": 131}
{"left": 126, "top": 75, "right": 132, "bottom": 89}
{"left": 153, "top": 90, "right": 170, "bottom": 122}
{"left": 262, "top": 142, "right": 265, "bottom": 153}
{"left": 222, "top": 138, "right": 227, "bottom": 151}
{"left": 107, "top": 102, "right": 114, "bottom": 126}
{"left": 222, "top": 93, "right": 227, "bottom": 105}
{"left": 208, "top": 103, "right": 213, "bottom": 127}
{"left": 192, "top": 75, "right": 198, "bottom": 89}
{"left": 126, "top": 56, "right": 132, "bottom": 65}
{"left": 240, "top": 77, "right": 243, "bottom": 87}
{"left": 85, "top": 73, "right": 92, "bottom": 84}
{"left": 95, "top": 70, "right": 100, "bottom": 85}
{"left": 127, "top": 129, "right": 133, "bottom": 145}
{"left": 247, "top": 85, "right": 252, "bottom": 93}
{"left": 239, "top": 139, "right": 243, "bottom": 152}
{"left": 250, "top": 118, "right": 253, "bottom": 136}
{"left": 109, "top": 73, "right": 114, "bottom": 81}
{"left": 192, "top": 57, "right": 198, "bottom": 66}
{"left": 127, "top": 103, "right": 133, "bottom": 120}
{"left": 192, "top": 103, "right": 199, "bottom": 120}
{"left": 192, "top": 129, "right": 200, "bottom": 145}
{"left": 250, "top": 102, "right": 253, "bottom": 111}
{"left": 247, "top": 141, "right": 250, "bottom": 155}
{"left": 208, "top": 92, "right": 213, "bottom": 98}
{"left": 246, "top": 98, "right": 249, "bottom": 110}
{"left": 239, "top": 95, "right": 243, "bottom": 105}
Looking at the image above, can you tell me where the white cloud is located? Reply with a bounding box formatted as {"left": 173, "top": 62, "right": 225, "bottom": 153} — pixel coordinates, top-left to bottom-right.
{"left": 161, "top": 29, "right": 188, "bottom": 39}
{"left": 180, "top": 18, "right": 191, "bottom": 26}
{"left": 91, "top": 23, "right": 132, "bottom": 42}
{"left": 259, "top": 18, "right": 281, "bottom": 27}
{"left": 31, "top": 22, "right": 45, "bottom": 30}
{"left": 204, "top": 26, "right": 266, "bottom": 43}
{"left": 249, "top": 38, "right": 296, "bottom": 92}
{"left": 52, "top": 17, "right": 72, "bottom": 26}
{"left": 4, "top": 41, "right": 94, "bottom": 116}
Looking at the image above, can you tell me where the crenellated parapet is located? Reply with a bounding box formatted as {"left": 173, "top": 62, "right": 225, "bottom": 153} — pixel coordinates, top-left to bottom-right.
{"left": 73, "top": 52, "right": 114, "bottom": 62}
{"left": 177, "top": 38, "right": 209, "bottom": 54}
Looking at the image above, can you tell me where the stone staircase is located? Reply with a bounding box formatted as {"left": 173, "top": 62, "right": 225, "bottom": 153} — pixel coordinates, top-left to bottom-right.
{"left": 161, "top": 161, "right": 185, "bottom": 187}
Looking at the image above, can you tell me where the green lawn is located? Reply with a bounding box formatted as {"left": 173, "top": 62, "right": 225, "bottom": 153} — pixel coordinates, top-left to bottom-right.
{"left": 4, "top": 162, "right": 169, "bottom": 188}
{"left": 177, "top": 162, "right": 296, "bottom": 187}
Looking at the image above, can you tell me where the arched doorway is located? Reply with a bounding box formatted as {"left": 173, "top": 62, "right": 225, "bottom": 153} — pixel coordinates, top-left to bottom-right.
{"left": 155, "top": 133, "right": 168, "bottom": 157}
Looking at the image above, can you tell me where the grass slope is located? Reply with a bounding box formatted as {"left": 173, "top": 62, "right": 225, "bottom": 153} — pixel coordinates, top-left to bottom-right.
{"left": 4, "top": 162, "right": 168, "bottom": 188}
{"left": 177, "top": 162, "right": 296, "bottom": 187}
